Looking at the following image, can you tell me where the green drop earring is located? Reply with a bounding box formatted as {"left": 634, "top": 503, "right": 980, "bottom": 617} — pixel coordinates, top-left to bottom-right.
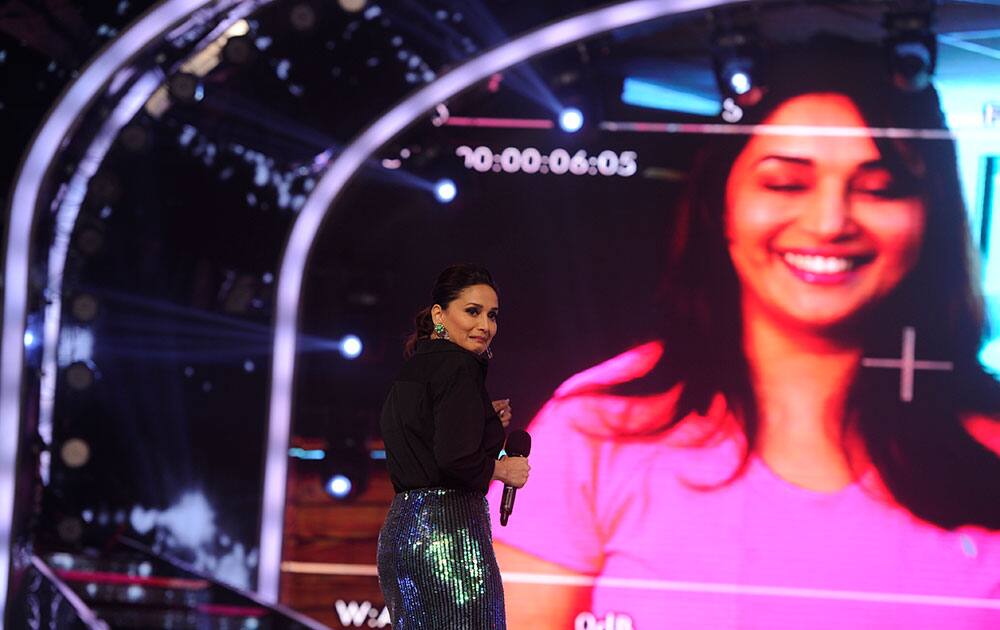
{"left": 433, "top": 322, "right": 449, "bottom": 340}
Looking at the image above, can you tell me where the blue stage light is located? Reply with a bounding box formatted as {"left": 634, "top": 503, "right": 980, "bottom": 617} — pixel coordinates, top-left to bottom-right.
{"left": 289, "top": 447, "right": 325, "bottom": 460}
{"left": 716, "top": 53, "right": 756, "bottom": 100}
{"left": 340, "top": 334, "right": 363, "bottom": 359}
{"left": 23, "top": 331, "right": 36, "bottom": 348}
{"left": 558, "top": 107, "right": 584, "bottom": 133}
{"left": 325, "top": 474, "right": 353, "bottom": 499}
{"left": 433, "top": 178, "right": 457, "bottom": 203}
{"left": 980, "top": 337, "right": 1000, "bottom": 374}
{"left": 621, "top": 78, "right": 721, "bottom": 116}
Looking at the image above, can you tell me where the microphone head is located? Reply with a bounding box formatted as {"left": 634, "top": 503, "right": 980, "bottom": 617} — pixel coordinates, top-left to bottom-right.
{"left": 505, "top": 429, "right": 531, "bottom": 458}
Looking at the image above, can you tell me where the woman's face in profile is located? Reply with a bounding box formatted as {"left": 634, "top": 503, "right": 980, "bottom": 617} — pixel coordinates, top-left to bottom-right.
{"left": 436, "top": 283, "right": 499, "bottom": 355}
{"left": 724, "top": 92, "right": 926, "bottom": 332}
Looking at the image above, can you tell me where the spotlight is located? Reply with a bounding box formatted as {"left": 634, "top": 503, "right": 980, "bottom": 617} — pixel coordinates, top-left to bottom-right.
{"left": 339, "top": 334, "right": 363, "bottom": 359}
{"left": 726, "top": 66, "right": 752, "bottom": 96}
{"left": 70, "top": 293, "right": 99, "bottom": 322}
{"left": 222, "top": 36, "right": 256, "bottom": 65}
{"left": 714, "top": 52, "right": 760, "bottom": 106}
{"left": 24, "top": 314, "right": 44, "bottom": 366}
{"left": 126, "top": 585, "right": 145, "bottom": 602}
{"left": 60, "top": 438, "right": 91, "bottom": 468}
{"left": 76, "top": 227, "right": 104, "bottom": 255}
{"left": 325, "top": 474, "right": 352, "bottom": 499}
{"left": 558, "top": 107, "right": 584, "bottom": 133}
{"left": 66, "top": 362, "right": 96, "bottom": 391}
{"left": 320, "top": 447, "right": 370, "bottom": 501}
{"left": 884, "top": 8, "right": 936, "bottom": 92}
{"left": 167, "top": 72, "right": 204, "bottom": 103}
{"left": 711, "top": 17, "right": 763, "bottom": 108}
{"left": 434, "top": 178, "right": 457, "bottom": 204}
{"left": 56, "top": 517, "right": 83, "bottom": 544}
{"left": 89, "top": 172, "right": 121, "bottom": 205}
{"left": 338, "top": 0, "right": 367, "bottom": 13}
{"left": 289, "top": 3, "right": 317, "bottom": 31}
{"left": 119, "top": 123, "right": 150, "bottom": 153}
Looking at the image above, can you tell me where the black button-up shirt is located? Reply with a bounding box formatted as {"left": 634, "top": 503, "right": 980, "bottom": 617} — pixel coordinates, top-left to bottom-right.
{"left": 379, "top": 339, "right": 505, "bottom": 494}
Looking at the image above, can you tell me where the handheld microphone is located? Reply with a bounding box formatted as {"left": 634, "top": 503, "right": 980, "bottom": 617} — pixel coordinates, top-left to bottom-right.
{"left": 500, "top": 429, "right": 531, "bottom": 526}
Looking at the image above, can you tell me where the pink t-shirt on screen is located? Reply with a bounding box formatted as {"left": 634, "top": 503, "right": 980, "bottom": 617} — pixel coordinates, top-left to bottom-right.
{"left": 488, "top": 342, "right": 1000, "bottom": 630}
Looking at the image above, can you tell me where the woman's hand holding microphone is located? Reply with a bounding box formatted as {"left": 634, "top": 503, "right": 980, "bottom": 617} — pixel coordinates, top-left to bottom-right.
{"left": 493, "top": 455, "right": 530, "bottom": 488}
{"left": 491, "top": 400, "right": 530, "bottom": 488}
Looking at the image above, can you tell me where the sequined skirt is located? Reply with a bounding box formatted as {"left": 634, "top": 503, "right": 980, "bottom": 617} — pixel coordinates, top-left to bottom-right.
{"left": 377, "top": 488, "right": 506, "bottom": 629}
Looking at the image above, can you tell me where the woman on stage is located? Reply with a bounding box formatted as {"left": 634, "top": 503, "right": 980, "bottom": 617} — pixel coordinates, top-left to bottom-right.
{"left": 377, "top": 263, "right": 529, "bottom": 629}
{"left": 488, "top": 38, "right": 1000, "bottom": 629}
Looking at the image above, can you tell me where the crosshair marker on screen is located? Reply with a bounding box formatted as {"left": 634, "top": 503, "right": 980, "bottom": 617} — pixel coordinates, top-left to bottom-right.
{"left": 861, "top": 327, "right": 953, "bottom": 402}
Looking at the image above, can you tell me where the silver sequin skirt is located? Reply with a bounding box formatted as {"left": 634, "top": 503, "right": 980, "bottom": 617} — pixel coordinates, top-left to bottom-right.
{"left": 377, "top": 488, "right": 506, "bottom": 629}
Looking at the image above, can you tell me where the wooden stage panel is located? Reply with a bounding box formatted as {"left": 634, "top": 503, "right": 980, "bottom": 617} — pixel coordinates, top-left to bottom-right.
{"left": 281, "top": 573, "right": 387, "bottom": 628}
{"left": 281, "top": 453, "right": 392, "bottom": 627}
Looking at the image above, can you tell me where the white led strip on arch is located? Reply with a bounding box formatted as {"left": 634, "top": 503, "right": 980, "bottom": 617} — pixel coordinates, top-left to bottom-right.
{"left": 0, "top": 0, "right": 233, "bottom": 624}
{"left": 260, "top": 0, "right": 733, "bottom": 601}
{"left": 0, "top": 0, "right": 745, "bottom": 618}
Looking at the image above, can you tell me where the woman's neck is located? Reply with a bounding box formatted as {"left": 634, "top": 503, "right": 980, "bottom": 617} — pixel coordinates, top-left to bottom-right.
{"left": 742, "top": 311, "right": 866, "bottom": 492}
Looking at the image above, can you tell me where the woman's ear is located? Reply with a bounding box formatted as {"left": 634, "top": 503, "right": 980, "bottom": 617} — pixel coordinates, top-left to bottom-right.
{"left": 430, "top": 304, "right": 443, "bottom": 323}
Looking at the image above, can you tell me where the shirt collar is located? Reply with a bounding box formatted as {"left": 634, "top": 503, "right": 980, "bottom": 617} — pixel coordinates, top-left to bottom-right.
{"left": 415, "top": 338, "right": 489, "bottom": 367}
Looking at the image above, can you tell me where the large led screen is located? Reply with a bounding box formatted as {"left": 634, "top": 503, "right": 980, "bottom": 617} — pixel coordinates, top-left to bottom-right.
{"left": 285, "top": 5, "right": 1000, "bottom": 629}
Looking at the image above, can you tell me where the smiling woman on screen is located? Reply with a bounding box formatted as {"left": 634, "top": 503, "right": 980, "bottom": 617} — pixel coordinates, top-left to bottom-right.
{"left": 488, "top": 37, "right": 1000, "bottom": 630}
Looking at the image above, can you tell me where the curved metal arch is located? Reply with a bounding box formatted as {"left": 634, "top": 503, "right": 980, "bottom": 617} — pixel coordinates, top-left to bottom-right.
{"left": 262, "top": 0, "right": 741, "bottom": 601}
{"left": 0, "top": 0, "right": 248, "bottom": 622}
{"left": 0, "top": 0, "right": 758, "bottom": 615}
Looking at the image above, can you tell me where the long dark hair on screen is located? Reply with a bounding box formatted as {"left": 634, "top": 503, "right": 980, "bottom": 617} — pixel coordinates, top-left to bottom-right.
{"left": 649, "top": 37, "right": 1000, "bottom": 528}
{"left": 403, "top": 263, "right": 499, "bottom": 358}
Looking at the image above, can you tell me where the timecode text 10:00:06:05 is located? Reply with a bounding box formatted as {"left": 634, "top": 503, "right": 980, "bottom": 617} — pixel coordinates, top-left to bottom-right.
{"left": 455, "top": 146, "right": 638, "bottom": 177}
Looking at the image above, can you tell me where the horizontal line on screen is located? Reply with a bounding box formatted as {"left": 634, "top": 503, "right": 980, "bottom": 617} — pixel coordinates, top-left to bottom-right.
{"left": 444, "top": 116, "right": 555, "bottom": 129}
{"left": 599, "top": 120, "right": 1000, "bottom": 140}
{"left": 280, "top": 561, "right": 1000, "bottom": 610}
{"left": 282, "top": 561, "right": 378, "bottom": 577}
